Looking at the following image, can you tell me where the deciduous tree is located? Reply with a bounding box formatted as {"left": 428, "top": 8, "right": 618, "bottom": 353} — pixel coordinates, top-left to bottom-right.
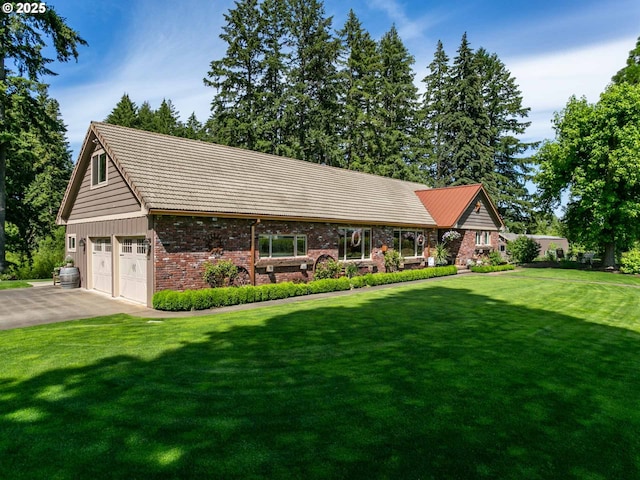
{"left": 535, "top": 83, "right": 640, "bottom": 267}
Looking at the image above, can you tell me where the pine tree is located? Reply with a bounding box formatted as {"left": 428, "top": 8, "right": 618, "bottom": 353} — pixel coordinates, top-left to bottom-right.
{"left": 374, "top": 25, "right": 420, "bottom": 180}
{"left": 105, "top": 93, "right": 138, "bottom": 127}
{"left": 255, "top": 0, "right": 289, "bottom": 156}
{"left": 154, "top": 99, "right": 182, "bottom": 135}
{"left": 0, "top": 7, "right": 86, "bottom": 272}
{"left": 421, "top": 40, "right": 452, "bottom": 186}
{"left": 204, "top": 0, "right": 264, "bottom": 150}
{"left": 446, "top": 33, "right": 492, "bottom": 186}
{"left": 476, "top": 48, "right": 534, "bottom": 230}
{"left": 137, "top": 101, "right": 156, "bottom": 132}
{"left": 181, "top": 112, "right": 206, "bottom": 140}
{"left": 283, "top": 0, "right": 341, "bottom": 165}
{"left": 6, "top": 87, "right": 72, "bottom": 259}
{"left": 336, "top": 10, "right": 380, "bottom": 172}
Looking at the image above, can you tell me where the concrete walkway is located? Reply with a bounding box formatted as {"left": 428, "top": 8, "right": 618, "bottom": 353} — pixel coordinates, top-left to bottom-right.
{"left": 0, "top": 284, "right": 155, "bottom": 330}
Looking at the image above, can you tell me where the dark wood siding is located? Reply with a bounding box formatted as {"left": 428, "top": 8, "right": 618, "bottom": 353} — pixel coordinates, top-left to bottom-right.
{"left": 457, "top": 192, "right": 501, "bottom": 230}
{"left": 68, "top": 151, "right": 141, "bottom": 221}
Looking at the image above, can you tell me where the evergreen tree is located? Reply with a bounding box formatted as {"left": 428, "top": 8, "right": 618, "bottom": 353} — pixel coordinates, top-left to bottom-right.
{"left": 6, "top": 87, "right": 72, "bottom": 260}
{"left": 255, "top": 0, "right": 289, "bottom": 156}
{"left": 154, "top": 99, "right": 182, "bottom": 135}
{"left": 283, "top": 0, "right": 341, "bottom": 165}
{"left": 612, "top": 36, "right": 640, "bottom": 85}
{"left": 181, "top": 112, "right": 206, "bottom": 140}
{"left": 137, "top": 101, "right": 156, "bottom": 132}
{"left": 204, "top": 0, "right": 264, "bottom": 150}
{"left": 476, "top": 48, "right": 534, "bottom": 231}
{"left": 0, "top": 6, "right": 86, "bottom": 272}
{"left": 336, "top": 10, "right": 380, "bottom": 172}
{"left": 445, "top": 33, "right": 492, "bottom": 186}
{"left": 105, "top": 93, "right": 138, "bottom": 127}
{"left": 374, "top": 25, "right": 420, "bottom": 180}
{"left": 421, "top": 40, "right": 452, "bottom": 186}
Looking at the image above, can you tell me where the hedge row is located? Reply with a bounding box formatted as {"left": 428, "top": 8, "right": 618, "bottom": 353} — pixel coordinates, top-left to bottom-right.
{"left": 470, "top": 264, "right": 516, "bottom": 273}
{"left": 152, "top": 265, "right": 457, "bottom": 311}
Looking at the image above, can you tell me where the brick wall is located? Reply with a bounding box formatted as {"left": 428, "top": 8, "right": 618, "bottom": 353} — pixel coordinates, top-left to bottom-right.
{"left": 153, "top": 216, "right": 401, "bottom": 291}
{"left": 442, "top": 229, "right": 499, "bottom": 266}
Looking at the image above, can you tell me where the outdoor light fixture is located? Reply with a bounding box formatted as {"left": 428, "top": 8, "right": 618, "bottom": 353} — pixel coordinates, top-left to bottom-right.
{"left": 79, "top": 237, "right": 86, "bottom": 252}
{"left": 143, "top": 237, "right": 152, "bottom": 254}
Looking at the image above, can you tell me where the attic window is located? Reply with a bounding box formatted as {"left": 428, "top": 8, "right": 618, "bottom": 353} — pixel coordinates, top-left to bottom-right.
{"left": 91, "top": 152, "right": 108, "bottom": 187}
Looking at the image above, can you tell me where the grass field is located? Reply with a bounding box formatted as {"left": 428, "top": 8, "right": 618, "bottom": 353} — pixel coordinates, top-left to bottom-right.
{"left": 0, "top": 280, "right": 32, "bottom": 290}
{"left": 1, "top": 270, "right": 640, "bottom": 479}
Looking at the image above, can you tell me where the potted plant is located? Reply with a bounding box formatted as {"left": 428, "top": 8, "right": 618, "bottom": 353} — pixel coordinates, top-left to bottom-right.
{"left": 434, "top": 244, "right": 449, "bottom": 266}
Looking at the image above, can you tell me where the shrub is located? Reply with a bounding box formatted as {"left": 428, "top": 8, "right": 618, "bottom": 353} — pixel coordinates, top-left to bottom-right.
{"left": 488, "top": 250, "right": 504, "bottom": 266}
{"left": 506, "top": 236, "right": 540, "bottom": 264}
{"left": 344, "top": 262, "right": 359, "bottom": 278}
{"left": 620, "top": 247, "right": 640, "bottom": 274}
{"left": 314, "top": 258, "right": 342, "bottom": 280}
{"left": 470, "top": 264, "right": 515, "bottom": 273}
{"left": 383, "top": 250, "right": 403, "bottom": 272}
{"left": 153, "top": 265, "right": 458, "bottom": 311}
{"left": 203, "top": 260, "right": 238, "bottom": 287}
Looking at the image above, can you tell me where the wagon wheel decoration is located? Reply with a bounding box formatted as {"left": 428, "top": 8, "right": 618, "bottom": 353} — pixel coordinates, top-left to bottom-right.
{"left": 313, "top": 254, "right": 336, "bottom": 272}
{"left": 234, "top": 267, "right": 251, "bottom": 286}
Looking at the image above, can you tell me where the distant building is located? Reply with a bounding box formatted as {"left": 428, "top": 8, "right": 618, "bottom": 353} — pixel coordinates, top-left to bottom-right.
{"left": 499, "top": 233, "right": 569, "bottom": 260}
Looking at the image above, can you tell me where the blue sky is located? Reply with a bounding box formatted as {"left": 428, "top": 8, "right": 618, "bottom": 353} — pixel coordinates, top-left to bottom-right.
{"left": 43, "top": 0, "right": 640, "bottom": 159}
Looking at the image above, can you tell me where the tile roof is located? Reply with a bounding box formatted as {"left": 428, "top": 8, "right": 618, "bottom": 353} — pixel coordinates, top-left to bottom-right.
{"left": 415, "top": 184, "right": 485, "bottom": 227}
{"left": 61, "top": 122, "right": 437, "bottom": 227}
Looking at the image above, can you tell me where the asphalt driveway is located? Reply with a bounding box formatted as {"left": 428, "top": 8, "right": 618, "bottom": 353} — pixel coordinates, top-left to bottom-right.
{"left": 0, "top": 284, "right": 156, "bottom": 330}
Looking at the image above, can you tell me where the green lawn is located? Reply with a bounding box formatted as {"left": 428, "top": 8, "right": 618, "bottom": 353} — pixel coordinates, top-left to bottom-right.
{"left": 0, "top": 280, "right": 32, "bottom": 290}
{"left": 1, "top": 271, "right": 640, "bottom": 479}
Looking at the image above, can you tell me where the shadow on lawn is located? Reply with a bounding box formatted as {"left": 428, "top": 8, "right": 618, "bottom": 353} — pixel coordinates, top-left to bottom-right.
{"left": 1, "top": 285, "right": 640, "bottom": 479}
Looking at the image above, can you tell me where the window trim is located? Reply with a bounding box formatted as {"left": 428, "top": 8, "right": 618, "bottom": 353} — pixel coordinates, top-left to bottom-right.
{"left": 476, "top": 231, "right": 491, "bottom": 246}
{"left": 338, "top": 227, "right": 372, "bottom": 261}
{"left": 393, "top": 229, "right": 425, "bottom": 258}
{"left": 258, "top": 234, "right": 307, "bottom": 258}
{"left": 91, "top": 151, "right": 108, "bottom": 188}
{"left": 66, "top": 234, "right": 77, "bottom": 253}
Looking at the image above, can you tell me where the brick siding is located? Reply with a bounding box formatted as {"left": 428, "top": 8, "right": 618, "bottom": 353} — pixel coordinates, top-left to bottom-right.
{"left": 153, "top": 216, "right": 404, "bottom": 291}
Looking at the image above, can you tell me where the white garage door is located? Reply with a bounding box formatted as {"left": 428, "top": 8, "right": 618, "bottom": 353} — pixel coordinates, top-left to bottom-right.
{"left": 92, "top": 238, "right": 112, "bottom": 294}
{"left": 119, "top": 238, "right": 147, "bottom": 304}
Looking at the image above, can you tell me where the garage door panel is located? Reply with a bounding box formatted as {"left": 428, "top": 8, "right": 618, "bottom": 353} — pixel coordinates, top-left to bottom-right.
{"left": 92, "top": 238, "right": 112, "bottom": 295}
{"left": 119, "top": 238, "right": 147, "bottom": 304}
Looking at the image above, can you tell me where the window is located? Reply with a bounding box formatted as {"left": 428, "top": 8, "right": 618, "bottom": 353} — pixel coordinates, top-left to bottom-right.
{"left": 476, "top": 231, "right": 490, "bottom": 246}
{"left": 259, "top": 235, "right": 306, "bottom": 258}
{"left": 338, "top": 228, "right": 371, "bottom": 261}
{"left": 393, "top": 230, "right": 425, "bottom": 257}
{"left": 66, "top": 234, "right": 77, "bottom": 253}
{"left": 91, "top": 152, "right": 108, "bottom": 187}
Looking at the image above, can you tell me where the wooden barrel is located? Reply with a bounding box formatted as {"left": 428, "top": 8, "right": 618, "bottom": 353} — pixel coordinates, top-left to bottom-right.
{"left": 59, "top": 267, "right": 80, "bottom": 289}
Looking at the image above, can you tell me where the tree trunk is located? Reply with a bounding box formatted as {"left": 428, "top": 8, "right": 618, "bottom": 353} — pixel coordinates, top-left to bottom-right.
{"left": 0, "top": 53, "right": 6, "bottom": 274}
{"left": 603, "top": 241, "right": 616, "bottom": 268}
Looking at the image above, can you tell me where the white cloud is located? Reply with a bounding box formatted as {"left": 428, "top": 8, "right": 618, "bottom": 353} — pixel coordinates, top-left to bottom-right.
{"left": 506, "top": 37, "right": 635, "bottom": 142}
{"left": 54, "top": 0, "right": 230, "bottom": 158}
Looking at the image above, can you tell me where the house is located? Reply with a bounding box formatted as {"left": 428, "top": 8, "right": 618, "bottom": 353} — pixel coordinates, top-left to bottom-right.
{"left": 57, "top": 122, "right": 504, "bottom": 306}
{"left": 498, "top": 233, "right": 570, "bottom": 259}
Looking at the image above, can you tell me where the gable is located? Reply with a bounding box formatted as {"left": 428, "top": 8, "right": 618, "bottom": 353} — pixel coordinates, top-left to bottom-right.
{"left": 457, "top": 191, "right": 502, "bottom": 230}
{"left": 60, "top": 142, "right": 142, "bottom": 223}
